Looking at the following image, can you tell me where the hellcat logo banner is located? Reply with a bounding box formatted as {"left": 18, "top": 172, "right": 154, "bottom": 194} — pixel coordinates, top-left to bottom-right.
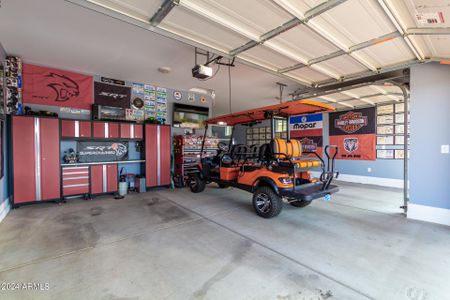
{"left": 329, "top": 107, "right": 376, "bottom": 160}
{"left": 22, "top": 64, "right": 93, "bottom": 110}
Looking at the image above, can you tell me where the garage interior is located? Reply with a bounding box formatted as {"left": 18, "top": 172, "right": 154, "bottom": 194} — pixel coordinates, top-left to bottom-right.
{"left": 0, "top": 0, "right": 449, "bottom": 299}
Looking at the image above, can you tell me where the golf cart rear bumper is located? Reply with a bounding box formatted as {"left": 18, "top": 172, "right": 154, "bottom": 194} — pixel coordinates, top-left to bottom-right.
{"left": 279, "top": 184, "right": 339, "bottom": 201}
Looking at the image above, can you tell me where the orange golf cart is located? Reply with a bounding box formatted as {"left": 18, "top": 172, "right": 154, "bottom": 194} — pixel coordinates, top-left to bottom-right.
{"left": 188, "top": 99, "right": 339, "bottom": 218}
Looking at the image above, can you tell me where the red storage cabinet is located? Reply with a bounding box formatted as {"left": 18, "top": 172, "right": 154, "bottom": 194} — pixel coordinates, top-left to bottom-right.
{"left": 120, "top": 123, "right": 143, "bottom": 139}
{"left": 93, "top": 122, "right": 119, "bottom": 138}
{"left": 90, "top": 164, "right": 118, "bottom": 194}
{"left": 145, "top": 124, "right": 171, "bottom": 188}
{"left": 61, "top": 120, "right": 91, "bottom": 138}
{"left": 12, "top": 116, "right": 61, "bottom": 204}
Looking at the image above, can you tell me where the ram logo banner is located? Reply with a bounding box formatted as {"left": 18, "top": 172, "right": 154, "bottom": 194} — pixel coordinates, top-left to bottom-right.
{"left": 344, "top": 138, "right": 358, "bottom": 153}
{"left": 329, "top": 107, "right": 376, "bottom": 160}
{"left": 22, "top": 64, "right": 93, "bottom": 110}
{"left": 290, "top": 113, "right": 323, "bottom": 155}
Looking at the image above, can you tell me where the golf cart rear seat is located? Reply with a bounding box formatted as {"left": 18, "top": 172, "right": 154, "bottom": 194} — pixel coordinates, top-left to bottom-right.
{"left": 271, "top": 138, "right": 321, "bottom": 169}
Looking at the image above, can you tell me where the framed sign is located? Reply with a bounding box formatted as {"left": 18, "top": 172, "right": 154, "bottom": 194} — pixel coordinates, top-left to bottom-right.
{"left": 395, "top": 124, "right": 404, "bottom": 134}
{"left": 94, "top": 81, "right": 131, "bottom": 108}
{"left": 395, "top": 150, "right": 405, "bottom": 159}
{"left": 377, "top": 125, "right": 394, "bottom": 135}
{"left": 377, "top": 114, "right": 394, "bottom": 124}
{"left": 377, "top": 105, "right": 394, "bottom": 115}
{"left": 377, "top": 136, "right": 394, "bottom": 145}
{"left": 395, "top": 103, "right": 405, "bottom": 113}
{"left": 395, "top": 136, "right": 405, "bottom": 145}
{"left": 377, "top": 149, "right": 394, "bottom": 159}
{"left": 395, "top": 113, "right": 404, "bottom": 123}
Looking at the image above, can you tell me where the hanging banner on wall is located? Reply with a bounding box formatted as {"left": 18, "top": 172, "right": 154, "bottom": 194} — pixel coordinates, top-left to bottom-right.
{"left": 78, "top": 141, "right": 128, "bottom": 163}
{"left": 22, "top": 64, "right": 93, "bottom": 110}
{"left": 94, "top": 81, "right": 131, "bottom": 108}
{"left": 329, "top": 107, "right": 376, "bottom": 160}
{"left": 290, "top": 113, "right": 323, "bottom": 155}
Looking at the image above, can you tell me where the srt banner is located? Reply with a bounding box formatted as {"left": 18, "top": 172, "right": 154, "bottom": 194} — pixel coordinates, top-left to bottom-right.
{"left": 329, "top": 107, "right": 376, "bottom": 160}
{"left": 94, "top": 81, "right": 131, "bottom": 108}
{"left": 22, "top": 64, "right": 93, "bottom": 110}
{"left": 290, "top": 113, "right": 323, "bottom": 155}
{"left": 78, "top": 141, "right": 128, "bottom": 163}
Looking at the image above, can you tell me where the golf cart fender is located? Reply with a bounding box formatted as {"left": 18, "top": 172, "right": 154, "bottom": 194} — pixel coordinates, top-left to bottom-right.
{"left": 252, "top": 177, "right": 280, "bottom": 195}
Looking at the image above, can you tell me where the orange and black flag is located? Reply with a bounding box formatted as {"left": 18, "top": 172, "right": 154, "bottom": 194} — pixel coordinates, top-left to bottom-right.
{"left": 329, "top": 107, "right": 376, "bottom": 160}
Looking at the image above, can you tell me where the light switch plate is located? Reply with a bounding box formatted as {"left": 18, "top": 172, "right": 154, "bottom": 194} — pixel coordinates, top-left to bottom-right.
{"left": 441, "top": 145, "right": 449, "bottom": 154}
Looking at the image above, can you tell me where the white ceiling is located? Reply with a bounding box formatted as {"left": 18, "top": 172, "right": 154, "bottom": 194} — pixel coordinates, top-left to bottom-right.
{"left": 2, "top": 0, "right": 448, "bottom": 114}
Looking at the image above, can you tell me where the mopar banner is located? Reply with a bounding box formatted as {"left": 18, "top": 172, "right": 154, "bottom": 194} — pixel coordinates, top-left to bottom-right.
{"left": 329, "top": 107, "right": 376, "bottom": 160}
{"left": 290, "top": 113, "right": 323, "bottom": 155}
{"left": 78, "top": 141, "right": 128, "bottom": 163}
{"left": 94, "top": 81, "right": 131, "bottom": 108}
{"left": 22, "top": 64, "right": 93, "bottom": 110}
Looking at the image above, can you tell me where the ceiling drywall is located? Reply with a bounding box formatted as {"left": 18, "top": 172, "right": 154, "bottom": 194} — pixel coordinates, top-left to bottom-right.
{"left": 0, "top": 0, "right": 303, "bottom": 116}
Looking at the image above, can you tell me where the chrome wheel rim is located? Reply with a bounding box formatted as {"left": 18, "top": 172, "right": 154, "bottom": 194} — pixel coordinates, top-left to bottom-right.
{"left": 255, "top": 193, "right": 271, "bottom": 213}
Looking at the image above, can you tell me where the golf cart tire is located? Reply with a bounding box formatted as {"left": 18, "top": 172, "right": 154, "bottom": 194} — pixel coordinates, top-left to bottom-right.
{"left": 289, "top": 200, "right": 312, "bottom": 208}
{"left": 189, "top": 173, "right": 206, "bottom": 193}
{"left": 217, "top": 183, "right": 228, "bottom": 188}
{"left": 252, "top": 186, "right": 283, "bottom": 218}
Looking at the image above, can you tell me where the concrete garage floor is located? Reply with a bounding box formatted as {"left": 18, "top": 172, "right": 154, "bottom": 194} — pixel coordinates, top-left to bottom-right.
{"left": 0, "top": 183, "right": 448, "bottom": 300}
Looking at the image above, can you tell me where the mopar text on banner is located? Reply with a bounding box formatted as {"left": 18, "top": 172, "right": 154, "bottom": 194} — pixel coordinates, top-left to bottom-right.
{"left": 22, "top": 64, "right": 93, "bottom": 110}
{"left": 289, "top": 113, "right": 323, "bottom": 155}
{"left": 329, "top": 107, "right": 376, "bottom": 160}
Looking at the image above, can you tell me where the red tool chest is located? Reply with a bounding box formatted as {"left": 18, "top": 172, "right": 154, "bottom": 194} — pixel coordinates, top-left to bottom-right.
{"left": 145, "top": 124, "right": 171, "bottom": 188}
{"left": 90, "top": 164, "right": 118, "bottom": 194}
{"left": 12, "top": 116, "right": 61, "bottom": 204}
{"left": 61, "top": 120, "right": 92, "bottom": 138}
{"left": 62, "top": 166, "right": 89, "bottom": 196}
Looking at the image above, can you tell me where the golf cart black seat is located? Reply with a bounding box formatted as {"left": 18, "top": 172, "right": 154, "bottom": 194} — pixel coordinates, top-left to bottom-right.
{"left": 271, "top": 138, "right": 321, "bottom": 169}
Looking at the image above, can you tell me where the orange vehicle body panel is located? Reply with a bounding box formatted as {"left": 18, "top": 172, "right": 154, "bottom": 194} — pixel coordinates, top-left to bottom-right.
{"left": 220, "top": 167, "right": 240, "bottom": 181}
{"left": 237, "top": 167, "right": 293, "bottom": 189}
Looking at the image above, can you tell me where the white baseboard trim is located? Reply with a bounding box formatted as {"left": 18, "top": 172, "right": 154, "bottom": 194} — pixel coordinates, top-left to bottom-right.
{"left": 310, "top": 171, "right": 404, "bottom": 188}
{"left": 0, "top": 199, "right": 10, "bottom": 224}
{"left": 408, "top": 203, "right": 450, "bottom": 226}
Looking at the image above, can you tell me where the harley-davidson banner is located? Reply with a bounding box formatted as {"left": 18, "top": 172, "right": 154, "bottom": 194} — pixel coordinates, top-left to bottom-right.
{"left": 94, "top": 81, "right": 131, "bottom": 108}
{"left": 290, "top": 113, "right": 323, "bottom": 155}
{"left": 22, "top": 64, "right": 93, "bottom": 110}
{"left": 78, "top": 141, "right": 128, "bottom": 163}
{"left": 329, "top": 107, "right": 376, "bottom": 160}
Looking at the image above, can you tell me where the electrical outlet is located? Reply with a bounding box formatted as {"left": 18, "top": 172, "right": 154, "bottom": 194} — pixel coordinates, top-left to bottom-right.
{"left": 368, "top": 167, "right": 372, "bottom": 173}
{"left": 441, "top": 145, "right": 449, "bottom": 154}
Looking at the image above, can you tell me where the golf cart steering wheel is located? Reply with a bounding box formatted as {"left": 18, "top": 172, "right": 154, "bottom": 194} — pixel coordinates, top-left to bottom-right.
{"left": 217, "top": 142, "right": 229, "bottom": 152}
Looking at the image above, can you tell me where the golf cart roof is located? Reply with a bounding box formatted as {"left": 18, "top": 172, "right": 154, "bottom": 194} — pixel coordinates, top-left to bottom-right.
{"left": 206, "top": 99, "right": 334, "bottom": 126}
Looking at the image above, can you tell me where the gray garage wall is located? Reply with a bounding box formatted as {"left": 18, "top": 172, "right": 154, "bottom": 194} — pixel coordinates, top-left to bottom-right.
{"left": 409, "top": 63, "right": 450, "bottom": 211}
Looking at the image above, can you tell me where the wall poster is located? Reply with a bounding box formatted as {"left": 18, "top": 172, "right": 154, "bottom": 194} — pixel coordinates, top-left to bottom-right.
{"left": 289, "top": 113, "right": 323, "bottom": 155}
{"left": 329, "top": 107, "right": 376, "bottom": 160}
{"left": 94, "top": 81, "right": 131, "bottom": 108}
{"left": 78, "top": 141, "right": 128, "bottom": 163}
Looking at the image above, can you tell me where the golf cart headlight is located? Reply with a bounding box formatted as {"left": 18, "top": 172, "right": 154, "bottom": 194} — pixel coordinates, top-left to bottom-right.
{"left": 278, "top": 177, "right": 292, "bottom": 185}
